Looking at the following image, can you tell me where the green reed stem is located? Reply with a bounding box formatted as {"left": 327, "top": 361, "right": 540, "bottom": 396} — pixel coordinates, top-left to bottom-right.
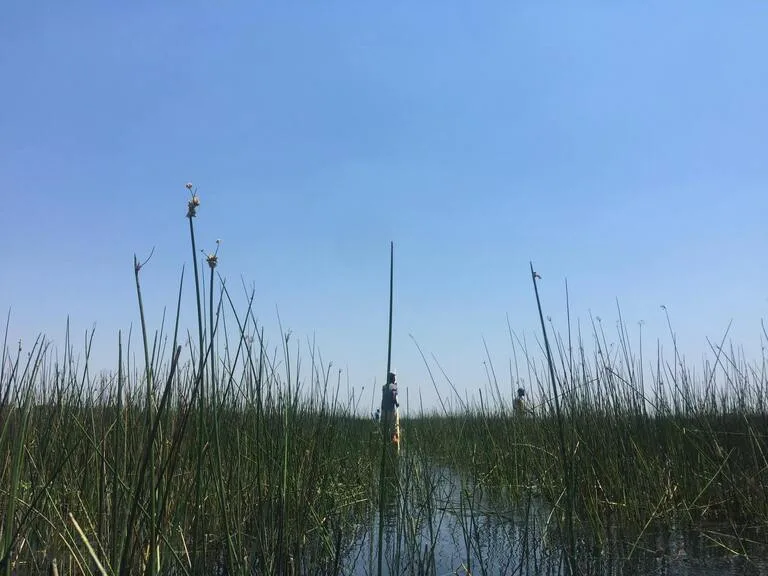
{"left": 133, "top": 253, "right": 158, "bottom": 576}
{"left": 530, "top": 262, "right": 575, "bottom": 576}
{"left": 187, "top": 202, "right": 206, "bottom": 571}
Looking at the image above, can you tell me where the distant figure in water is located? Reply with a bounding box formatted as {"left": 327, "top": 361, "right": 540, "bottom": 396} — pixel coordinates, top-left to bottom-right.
{"left": 381, "top": 371, "right": 399, "bottom": 410}
{"left": 513, "top": 387, "right": 526, "bottom": 415}
{"left": 388, "top": 371, "right": 399, "bottom": 409}
{"left": 381, "top": 370, "right": 401, "bottom": 447}
{"left": 373, "top": 408, "right": 380, "bottom": 422}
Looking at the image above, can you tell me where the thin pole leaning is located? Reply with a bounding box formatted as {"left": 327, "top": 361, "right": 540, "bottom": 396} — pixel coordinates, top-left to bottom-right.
{"left": 377, "top": 241, "right": 395, "bottom": 576}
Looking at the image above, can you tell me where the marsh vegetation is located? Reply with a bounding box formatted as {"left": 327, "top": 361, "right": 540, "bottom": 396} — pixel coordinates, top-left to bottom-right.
{"left": 1, "top": 188, "right": 766, "bottom": 575}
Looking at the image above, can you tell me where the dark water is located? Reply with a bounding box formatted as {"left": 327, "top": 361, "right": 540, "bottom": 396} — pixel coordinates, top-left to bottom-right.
{"left": 342, "top": 463, "right": 768, "bottom": 576}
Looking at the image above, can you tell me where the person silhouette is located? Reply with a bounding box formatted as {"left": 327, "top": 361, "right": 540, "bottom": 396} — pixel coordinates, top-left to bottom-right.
{"left": 513, "top": 387, "right": 526, "bottom": 415}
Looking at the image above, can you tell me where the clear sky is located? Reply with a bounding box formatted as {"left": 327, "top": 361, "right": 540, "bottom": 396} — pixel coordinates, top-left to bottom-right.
{"left": 2, "top": 1, "right": 768, "bottom": 413}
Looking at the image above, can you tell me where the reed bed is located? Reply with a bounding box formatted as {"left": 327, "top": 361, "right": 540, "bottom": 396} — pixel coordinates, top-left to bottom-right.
{"left": 4, "top": 317, "right": 766, "bottom": 576}
{"left": 0, "top": 186, "right": 382, "bottom": 575}
{"left": 0, "top": 325, "right": 381, "bottom": 575}
{"left": 407, "top": 312, "right": 768, "bottom": 573}
{"left": 2, "top": 186, "right": 766, "bottom": 575}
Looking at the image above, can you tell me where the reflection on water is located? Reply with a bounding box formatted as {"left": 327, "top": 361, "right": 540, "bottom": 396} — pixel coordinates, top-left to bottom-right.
{"left": 343, "top": 457, "right": 768, "bottom": 576}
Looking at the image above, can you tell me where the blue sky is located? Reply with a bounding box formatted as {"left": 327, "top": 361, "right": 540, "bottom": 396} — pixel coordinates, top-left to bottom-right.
{"left": 2, "top": 1, "right": 768, "bottom": 412}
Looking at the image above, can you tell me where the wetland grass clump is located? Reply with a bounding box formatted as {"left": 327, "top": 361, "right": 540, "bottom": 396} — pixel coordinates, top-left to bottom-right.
{"left": 405, "top": 311, "right": 768, "bottom": 571}
{"left": 0, "top": 185, "right": 382, "bottom": 575}
{"left": 0, "top": 311, "right": 379, "bottom": 575}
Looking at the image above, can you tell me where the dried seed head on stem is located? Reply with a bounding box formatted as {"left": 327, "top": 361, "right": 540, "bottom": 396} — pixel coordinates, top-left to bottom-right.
{"left": 185, "top": 183, "right": 200, "bottom": 218}
{"left": 202, "top": 238, "right": 221, "bottom": 269}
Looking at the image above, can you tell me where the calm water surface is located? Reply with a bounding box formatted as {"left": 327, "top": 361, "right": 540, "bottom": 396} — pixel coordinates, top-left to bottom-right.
{"left": 341, "top": 462, "right": 768, "bottom": 576}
